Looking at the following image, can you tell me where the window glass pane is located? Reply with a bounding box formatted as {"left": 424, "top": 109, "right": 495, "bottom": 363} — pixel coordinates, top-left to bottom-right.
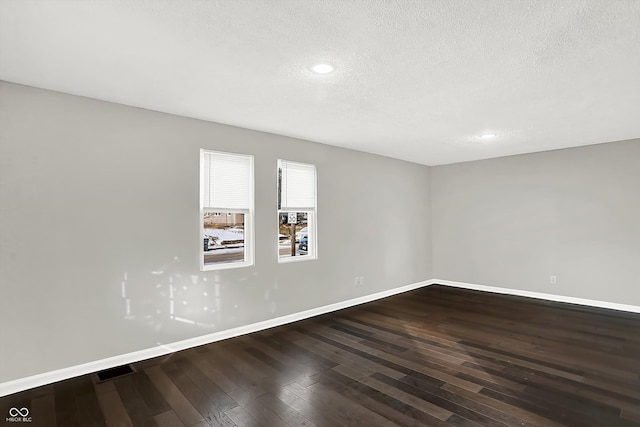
{"left": 277, "top": 159, "right": 316, "bottom": 262}
{"left": 203, "top": 212, "right": 245, "bottom": 266}
{"left": 278, "top": 211, "right": 311, "bottom": 258}
{"left": 201, "top": 149, "right": 253, "bottom": 271}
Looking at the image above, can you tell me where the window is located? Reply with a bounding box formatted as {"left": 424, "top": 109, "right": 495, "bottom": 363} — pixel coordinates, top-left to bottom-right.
{"left": 277, "top": 159, "right": 317, "bottom": 262}
{"left": 200, "top": 150, "right": 253, "bottom": 270}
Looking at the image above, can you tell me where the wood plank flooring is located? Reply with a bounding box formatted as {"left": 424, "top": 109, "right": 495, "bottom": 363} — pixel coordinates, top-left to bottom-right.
{"left": 2, "top": 285, "right": 639, "bottom": 426}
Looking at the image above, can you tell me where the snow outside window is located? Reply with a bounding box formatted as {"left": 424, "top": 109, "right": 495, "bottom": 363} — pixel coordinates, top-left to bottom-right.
{"left": 278, "top": 159, "right": 317, "bottom": 262}
{"left": 200, "top": 150, "right": 254, "bottom": 270}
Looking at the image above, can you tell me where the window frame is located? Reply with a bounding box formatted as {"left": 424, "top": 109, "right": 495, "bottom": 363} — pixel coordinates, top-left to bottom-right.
{"left": 200, "top": 149, "right": 254, "bottom": 271}
{"left": 277, "top": 159, "right": 318, "bottom": 263}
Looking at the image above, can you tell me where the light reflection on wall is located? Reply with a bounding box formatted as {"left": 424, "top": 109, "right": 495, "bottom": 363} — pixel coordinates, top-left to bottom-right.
{"left": 119, "top": 257, "right": 283, "bottom": 339}
{"left": 119, "top": 256, "right": 224, "bottom": 331}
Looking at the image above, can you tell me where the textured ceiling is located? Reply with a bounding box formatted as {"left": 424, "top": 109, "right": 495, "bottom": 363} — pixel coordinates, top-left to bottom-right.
{"left": 1, "top": 0, "right": 639, "bottom": 165}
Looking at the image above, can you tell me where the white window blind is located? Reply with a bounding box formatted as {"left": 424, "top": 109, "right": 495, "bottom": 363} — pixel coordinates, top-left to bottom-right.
{"left": 280, "top": 160, "right": 316, "bottom": 210}
{"left": 202, "top": 151, "right": 252, "bottom": 209}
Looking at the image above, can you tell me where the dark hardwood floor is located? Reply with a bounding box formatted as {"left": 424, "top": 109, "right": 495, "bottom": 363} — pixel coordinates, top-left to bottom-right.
{"left": 2, "top": 285, "right": 640, "bottom": 426}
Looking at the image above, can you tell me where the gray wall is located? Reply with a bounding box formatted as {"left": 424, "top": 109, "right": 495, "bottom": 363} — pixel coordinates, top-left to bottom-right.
{"left": 0, "top": 82, "right": 432, "bottom": 383}
{"left": 431, "top": 139, "right": 640, "bottom": 306}
{"left": 2, "top": 79, "right": 638, "bottom": 386}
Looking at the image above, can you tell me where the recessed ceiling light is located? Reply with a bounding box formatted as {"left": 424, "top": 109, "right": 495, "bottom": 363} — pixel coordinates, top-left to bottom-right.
{"left": 480, "top": 133, "right": 496, "bottom": 139}
{"left": 311, "top": 63, "right": 334, "bottom": 74}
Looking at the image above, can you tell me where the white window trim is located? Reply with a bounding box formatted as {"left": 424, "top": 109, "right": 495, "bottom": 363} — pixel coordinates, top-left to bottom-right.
{"left": 277, "top": 159, "right": 317, "bottom": 263}
{"left": 200, "top": 149, "right": 254, "bottom": 271}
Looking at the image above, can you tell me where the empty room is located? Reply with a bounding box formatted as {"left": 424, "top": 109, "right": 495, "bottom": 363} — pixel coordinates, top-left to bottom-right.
{"left": 1, "top": 1, "right": 639, "bottom": 426}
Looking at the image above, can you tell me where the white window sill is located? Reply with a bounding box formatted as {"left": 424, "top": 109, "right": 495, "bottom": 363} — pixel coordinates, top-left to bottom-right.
{"left": 278, "top": 255, "right": 317, "bottom": 264}
{"left": 201, "top": 261, "right": 253, "bottom": 271}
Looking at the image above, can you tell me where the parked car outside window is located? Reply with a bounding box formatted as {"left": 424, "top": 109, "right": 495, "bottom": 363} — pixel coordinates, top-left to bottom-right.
{"left": 298, "top": 235, "right": 308, "bottom": 255}
{"left": 295, "top": 226, "right": 308, "bottom": 242}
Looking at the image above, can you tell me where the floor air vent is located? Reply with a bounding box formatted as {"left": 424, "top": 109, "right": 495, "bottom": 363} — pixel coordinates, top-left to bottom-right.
{"left": 96, "top": 364, "right": 136, "bottom": 382}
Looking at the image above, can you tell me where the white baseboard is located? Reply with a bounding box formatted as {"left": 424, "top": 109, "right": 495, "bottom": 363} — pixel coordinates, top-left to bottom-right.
{"left": 0, "top": 280, "right": 431, "bottom": 397}
{"left": 433, "top": 279, "right": 640, "bottom": 314}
